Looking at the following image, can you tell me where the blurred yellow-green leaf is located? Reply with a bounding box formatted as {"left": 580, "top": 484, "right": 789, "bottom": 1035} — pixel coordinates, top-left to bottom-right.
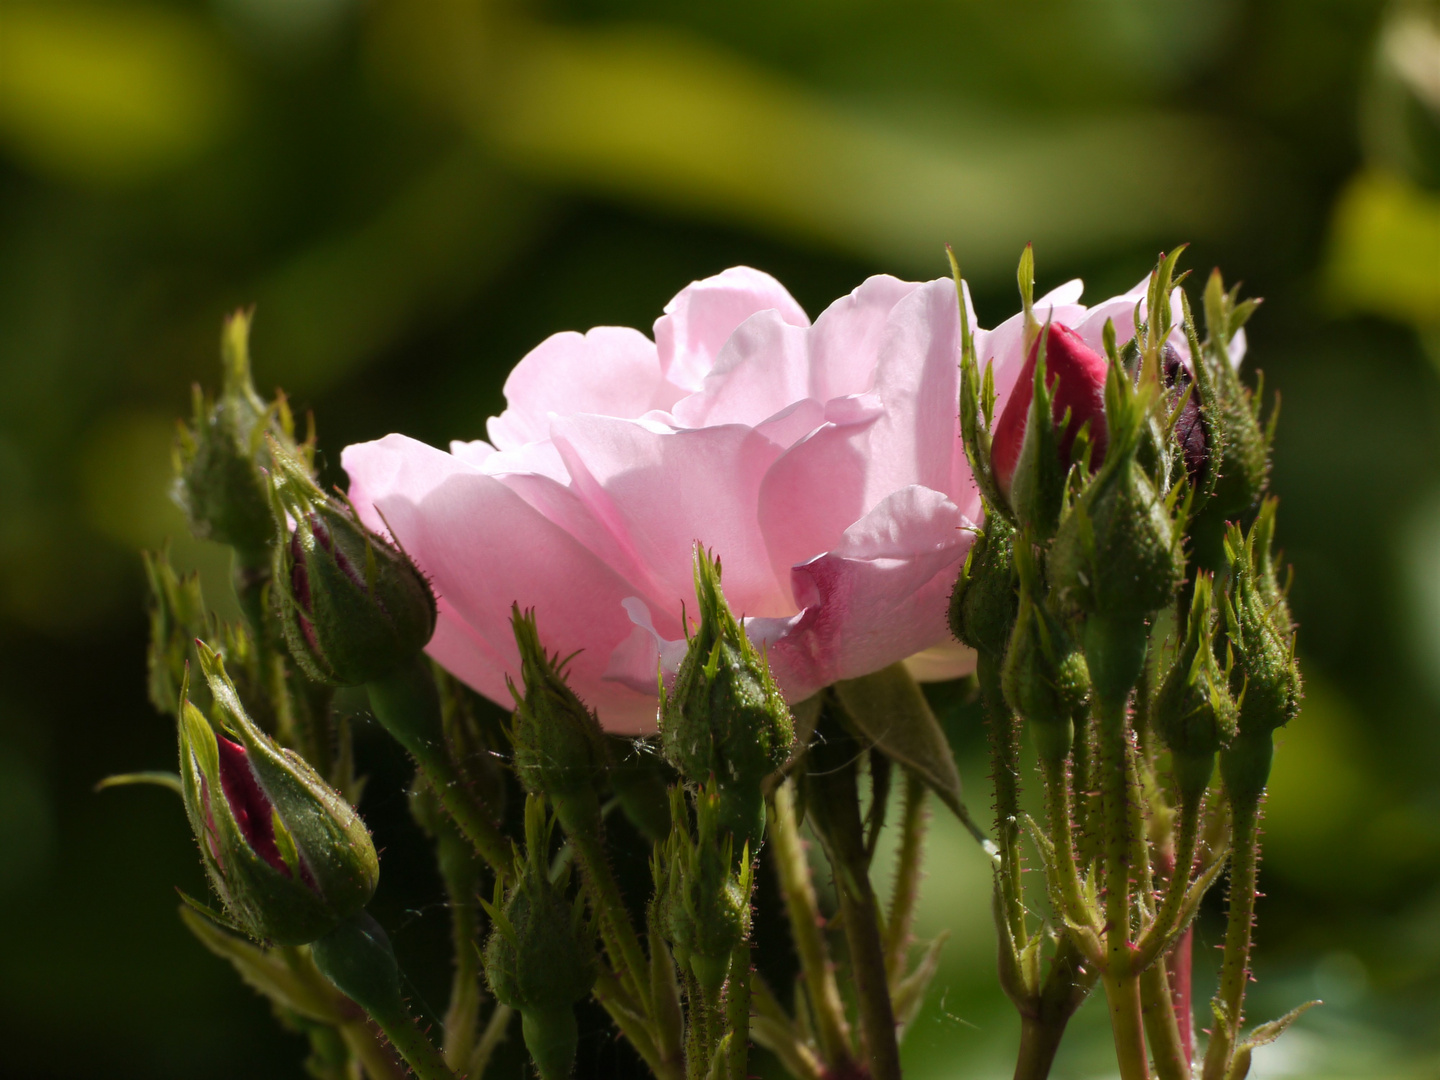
{"left": 0, "top": 2, "right": 239, "bottom": 183}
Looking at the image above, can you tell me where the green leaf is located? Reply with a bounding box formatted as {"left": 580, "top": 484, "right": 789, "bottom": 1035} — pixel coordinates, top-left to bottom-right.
{"left": 831, "top": 664, "right": 991, "bottom": 851}
{"left": 93, "top": 770, "right": 183, "bottom": 796}
{"left": 177, "top": 902, "right": 351, "bottom": 1024}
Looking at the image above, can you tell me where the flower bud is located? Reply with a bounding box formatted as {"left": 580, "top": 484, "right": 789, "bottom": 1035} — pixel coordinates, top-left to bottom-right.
{"left": 949, "top": 512, "right": 1018, "bottom": 658}
{"left": 654, "top": 783, "right": 751, "bottom": 998}
{"left": 1000, "top": 542, "right": 1089, "bottom": 763}
{"left": 1049, "top": 352, "right": 1184, "bottom": 625}
{"left": 509, "top": 605, "right": 609, "bottom": 800}
{"left": 1163, "top": 345, "right": 1211, "bottom": 490}
{"left": 991, "top": 323, "right": 1109, "bottom": 501}
{"left": 173, "top": 311, "right": 304, "bottom": 563}
{"left": 1154, "top": 574, "right": 1237, "bottom": 804}
{"left": 144, "top": 547, "right": 206, "bottom": 717}
{"left": 270, "top": 440, "right": 436, "bottom": 687}
{"left": 1218, "top": 500, "right": 1301, "bottom": 804}
{"left": 483, "top": 796, "right": 596, "bottom": 1080}
{"left": 179, "top": 642, "right": 378, "bottom": 945}
{"left": 660, "top": 547, "right": 794, "bottom": 852}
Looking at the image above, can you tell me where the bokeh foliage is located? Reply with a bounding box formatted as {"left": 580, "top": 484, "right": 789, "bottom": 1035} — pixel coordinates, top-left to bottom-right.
{"left": 0, "top": 0, "right": 1438, "bottom": 1076}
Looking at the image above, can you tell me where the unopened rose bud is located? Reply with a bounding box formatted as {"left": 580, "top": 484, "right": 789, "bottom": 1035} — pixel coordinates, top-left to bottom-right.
{"left": 483, "top": 796, "right": 597, "bottom": 1080}
{"left": 991, "top": 323, "right": 1109, "bottom": 500}
{"left": 509, "top": 605, "right": 609, "bottom": 800}
{"left": 660, "top": 547, "right": 794, "bottom": 853}
{"left": 1050, "top": 346, "right": 1185, "bottom": 700}
{"left": 1000, "top": 543, "right": 1089, "bottom": 763}
{"left": 179, "top": 642, "right": 378, "bottom": 945}
{"left": 949, "top": 513, "right": 1018, "bottom": 659}
{"left": 174, "top": 311, "right": 303, "bottom": 564}
{"left": 1218, "top": 499, "right": 1301, "bottom": 804}
{"left": 144, "top": 547, "right": 206, "bottom": 717}
{"left": 655, "top": 783, "right": 750, "bottom": 999}
{"left": 1155, "top": 574, "right": 1237, "bottom": 804}
{"left": 269, "top": 440, "right": 436, "bottom": 687}
{"left": 1162, "top": 344, "right": 1211, "bottom": 489}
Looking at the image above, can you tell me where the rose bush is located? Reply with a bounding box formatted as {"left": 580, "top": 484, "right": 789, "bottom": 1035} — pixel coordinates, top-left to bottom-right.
{"left": 342, "top": 266, "right": 1207, "bottom": 732}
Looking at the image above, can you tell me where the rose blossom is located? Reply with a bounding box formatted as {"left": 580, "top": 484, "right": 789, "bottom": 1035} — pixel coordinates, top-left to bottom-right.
{"left": 340, "top": 266, "right": 1225, "bottom": 733}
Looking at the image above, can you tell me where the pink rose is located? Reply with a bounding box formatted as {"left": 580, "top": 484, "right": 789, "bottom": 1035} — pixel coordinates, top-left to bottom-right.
{"left": 341, "top": 266, "right": 1233, "bottom": 733}
{"left": 342, "top": 267, "right": 987, "bottom": 732}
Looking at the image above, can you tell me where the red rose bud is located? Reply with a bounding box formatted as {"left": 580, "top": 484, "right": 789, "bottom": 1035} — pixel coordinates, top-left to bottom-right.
{"left": 178, "top": 643, "right": 379, "bottom": 944}
{"left": 268, "top": 438, "right": 436, "bottom": 687}
{"left": 991, "top": 323, "right": 1110, "bottom": 498}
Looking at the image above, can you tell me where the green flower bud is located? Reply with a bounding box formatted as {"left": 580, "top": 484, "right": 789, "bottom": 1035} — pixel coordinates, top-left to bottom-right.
{"left": 509, "top": 606, "right": 609, "bottom": 799}
{"left": 654, "top": 784, "right": 750, "bottom": 999}
{"left": 1187, "top": 271, "right": 1271, "bottom": 567}
{"left": 1000, "top": 541, "right": 1089, "bottom": 763}
{"left": 270, "top": 440, "right": 436, "bottom": 687}
{"left": 483, "top": 796, "right": 596, "bottom": 1080}
{"left": 1218, "top": 499, "right": 1301, "bottom": 804}
{"left": 660, "top": 547, "right": 793, "bottom": 852}
{"left": 1154, "top": 574, "right": 1237, "bottom": 804}
{"left": 1049, "top": 349, "right": 1185, "bottom": 624}
{"left": 144, "top": 547, "right": 206, "bottom": 717}
{"left": 173, "top": 311, "right": 307, "bottom": 563}
{"left": 949, "top": 512, "right": 1018, "bottom": 658}
{"left": 179, "top": 642, "right": 378, "bottom": 945}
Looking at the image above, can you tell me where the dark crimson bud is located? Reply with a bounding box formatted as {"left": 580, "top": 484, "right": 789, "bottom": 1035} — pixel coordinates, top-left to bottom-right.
{"left": 179, "top": 644, "right": 379, "bottom": 945}
{"left": 991, "top": 323, "right": 1109, "bottom": 497}
{"left": 1162, "top": 345, "right": 1210, "bottom": 488}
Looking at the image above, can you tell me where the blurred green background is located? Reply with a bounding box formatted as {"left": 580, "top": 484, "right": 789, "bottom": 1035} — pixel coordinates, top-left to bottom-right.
{"left": 1, "top": 0, "right": 1439, "bottom": 1077}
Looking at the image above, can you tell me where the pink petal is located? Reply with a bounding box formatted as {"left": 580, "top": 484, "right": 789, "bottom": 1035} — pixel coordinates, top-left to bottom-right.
{"left": 807, "top": 275, "right": 924, "bottom": 402}
{"left": 549, "top": 414, "right": 791, "bottom": 619}
{"left": 487, "top": 327, "right": 679, "bottom": 451}
{"left": 341, "top": 434, "right": 660, "bottom": 732}
{"left": 755, "top": 485, "right": 974, "bottom": 700}
{"left": 670, "top": 310, "right": 813, "bottom": 429}
{"left": 654, "top": 267, "right": 809, "bottom": 393}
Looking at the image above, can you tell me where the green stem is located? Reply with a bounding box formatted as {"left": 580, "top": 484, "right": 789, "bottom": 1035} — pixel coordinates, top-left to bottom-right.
{"left": 1097, "top": 692, "right": 1148, "bottom": 1080}
{"left": 979, "top": 652, "right": 1027, "bottom": 955}
{"left": 808, "top": 733, "right": 902, "bottom": 1080}
{"left": 311, "top": 914, "right": 459, "bottom": 1080}
{"left": 1138, "top": 789, "right": 1202, "bottom": 970}
{"left": 1071, "top": 702, "right": 1101, "bottom": 875}
{"left": 767, "top": 782, "right": 853, "bottom": 1068}
{"left": 433, "top": 825, "right": 483, "bottom": 1070}
{"left": 594, "top": 967, "right": 675, "bottom": 1080}
{"left": 1040, "top": 755, "right": 1098, "bottom": 936}
{"left": 555, "top": 792, "right": 652, "bottom": 1016}
{"left": 366, "top": 657, "right": 510, "bottom": 878}
{"left": 726, "top": 945, "right": 751, "bottom": 1080}
{"left": 465, "top": 1005, "right": 513, "bottom": 1080}
{"left": 1103, "top": 971, "right": 1151, "bottom": 1080}
{"left": 337, "top": 1020, "right": 409, "bottom": 1080}
{"left": 884, "top": 772, "right": 928, "bottom": 986}
{"left": 1013, "top": 1015, "right": 1067, "bottom": 1080}
{"left": 1201, "top": 796, "right": 1260, "bottom": 1080}
{"left": 1141, "top": 961, "right": 1188, "bottom": 1080}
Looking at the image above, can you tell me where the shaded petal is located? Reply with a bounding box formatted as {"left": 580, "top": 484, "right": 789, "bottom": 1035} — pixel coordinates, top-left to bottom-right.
{"left": 487, "top": 327, "right": 678, "bottom": 450}
{"left": 341, "top": 434, "right": 658, "bottom": 732}
{"left": 654, "top": 266, "right": 809, "bottom": 392}
{"left": 752, "top": 486, "right": 972, "bottom": 700}
{"left": 807, "top": 275, "right": 923, "bottom": 401}
{"left": 549, "top": 415, "right": 790, "bottom": 618}
{"left": 671, "top": 310, "right": 812, "bottom": 429}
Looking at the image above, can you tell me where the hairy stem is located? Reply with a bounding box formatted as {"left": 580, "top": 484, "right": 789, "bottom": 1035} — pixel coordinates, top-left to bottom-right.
{"left": 1202, "top": 796, "right": 1261, "bottom": 1080}
{"left": 366, "top": 657, "right": 510, "bottom": 878}
{"left": 884, "top": 772, "right": 929, "bottom": 985}
{"left": 767, "top": 782, "right": 853, "bottom": 1068}
{"left": 979, "top": 653, "right": 1027, "bottom": 954}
